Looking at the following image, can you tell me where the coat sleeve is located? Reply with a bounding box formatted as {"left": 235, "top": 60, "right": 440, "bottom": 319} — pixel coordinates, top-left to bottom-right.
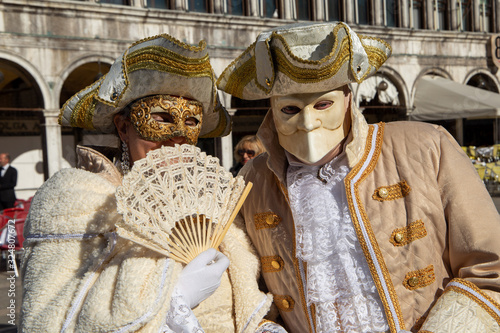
{"left": 420, "top": 127, "right": 500, "bottom": 332}
{"left": 20, "top": 168, "right": 181, "bottom": 333}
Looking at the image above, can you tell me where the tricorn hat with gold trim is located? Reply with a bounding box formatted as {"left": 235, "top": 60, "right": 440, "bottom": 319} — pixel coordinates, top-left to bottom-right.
{"left": 217, "top": 22, "right": 391, "bottom": 99}
{"left": 59, "top": 34, "right": 230, "bottom": 138}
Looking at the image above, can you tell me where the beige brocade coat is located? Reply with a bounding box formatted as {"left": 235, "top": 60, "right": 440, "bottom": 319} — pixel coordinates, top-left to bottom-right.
{"left": 20, "top": 146, "right": 272, "bottom": 332}
{"left": 236, "top": 107, "right": 500, "bottom": 333}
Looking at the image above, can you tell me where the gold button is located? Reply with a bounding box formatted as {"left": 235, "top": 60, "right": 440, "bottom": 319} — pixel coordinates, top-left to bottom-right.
{"left": 266, "top": 215, "right": 275, "bottom": 225}
{"left": 282, "top": 299, "right": 290, "bottom": 309}
{"left": 271, "top": 260, "right": 281, "bottom": 269}
{"left": 265, "top": 78, "right": 271, "bottom": 86}
{"left": 394, "top": 232, "right": 404, "bottom": 243}
{"left": 408, "top": 277, "right": 419, "bottom": 287}
{"left": 378, "top": 188, "right": 389, "bottom": 198}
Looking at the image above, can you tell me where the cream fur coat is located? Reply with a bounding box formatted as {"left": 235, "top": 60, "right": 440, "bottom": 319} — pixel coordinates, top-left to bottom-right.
{"left": 20, "top": 146, "right": 272, "bottom": 332}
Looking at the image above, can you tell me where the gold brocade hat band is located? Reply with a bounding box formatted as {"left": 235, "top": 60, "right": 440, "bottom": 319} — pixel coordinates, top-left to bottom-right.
{"left": 59, "top": 34, "right": 231, "bottom": 138}
{"left": 217, "top": 22, "right": 392, "bottom": 100}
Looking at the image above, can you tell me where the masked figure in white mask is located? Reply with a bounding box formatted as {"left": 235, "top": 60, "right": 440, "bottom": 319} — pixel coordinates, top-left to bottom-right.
{"left": 217, "top": 22, "right": 500, "bottom": 333}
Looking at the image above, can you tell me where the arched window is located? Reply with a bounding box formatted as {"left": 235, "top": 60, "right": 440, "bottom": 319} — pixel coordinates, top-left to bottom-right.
{"left": 463, "top": 74, "right": 499, "bottom": 147}
{"left": 357, "top": 75, "right": 406, "bottom": 123}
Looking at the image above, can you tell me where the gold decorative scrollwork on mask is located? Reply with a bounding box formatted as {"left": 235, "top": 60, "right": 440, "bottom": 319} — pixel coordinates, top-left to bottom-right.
{"left": 129, "top": 95, "right": 203, "bottom": 145}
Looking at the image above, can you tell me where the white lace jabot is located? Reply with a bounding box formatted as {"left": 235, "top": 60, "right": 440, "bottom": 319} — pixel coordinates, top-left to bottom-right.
{"left": 286, "top": 152, "right": 389, "bottom": 333}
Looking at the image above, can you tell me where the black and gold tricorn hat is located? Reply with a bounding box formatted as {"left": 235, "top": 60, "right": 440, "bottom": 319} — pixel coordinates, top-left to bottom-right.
{"left": 59, "top": 34, "right": 231, "bottom": 138}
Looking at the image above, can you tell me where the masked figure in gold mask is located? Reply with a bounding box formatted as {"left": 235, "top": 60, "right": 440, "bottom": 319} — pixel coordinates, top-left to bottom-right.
{"left": 20, "top": 34, "right": 286, "bottom": 333}
{"left": 218, "top": 22, "right": 500, "bottom": 333}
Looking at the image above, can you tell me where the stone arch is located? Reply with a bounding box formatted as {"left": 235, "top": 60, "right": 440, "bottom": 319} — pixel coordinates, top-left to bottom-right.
{"left": 0, "top": 50, "right": 51, "bottom": 109}
{"left": 411, "top": 67, "right": 453, "bottom": 109}
{"left": 463, "top": 69, "right": 500, "bottom": 93}
{"left": 55, "top": 54, "right": 114, "bottom": 107}
{"left": 354, "top": 66, "right": 409, "bottom": 123}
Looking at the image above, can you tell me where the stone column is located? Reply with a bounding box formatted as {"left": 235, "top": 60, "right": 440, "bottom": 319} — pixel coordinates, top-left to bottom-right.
{"left": 173, "top": 0, "right": 186, "bottom": 11}
{"left": 43, "top": 109, "right": 63, "bottom": 178}
{"left": 426, "top": 0, "right": 435, "bottom": 29}
{"left": 344, "top": 0, "right": 355, "bottom": 23}
{"left": 213, "top": 0, "right": 224, "bottom": 14}
{"left": 315, "top": 0, "right": 325, "bottom": 21}
{"left": 374, "top": 0, "right": 383, "bottom": 25}
{"left": 473, "top": 0, "right": 480, "bottom": 31}
{"left": 401, "top": 0, "right": 410, "bottom": 28}
{"left": 282, "top": 0, "right": 295, "bottom": 19}
{"left": 130, "top": 0, "right": 144, "bottom": 7}
{"left": 248, "top": 0, "right": 260, "bottom": 16}
{"left": 219, "top": 92, "right": 234, "bottom": 171}
{"left": 450, "top": 0, "right": 457, "bottom": 30}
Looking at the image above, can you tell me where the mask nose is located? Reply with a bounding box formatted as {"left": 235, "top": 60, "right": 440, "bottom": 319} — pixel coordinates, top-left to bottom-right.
{"left": 297, "top": 105, "right": 321, "bottom": 132}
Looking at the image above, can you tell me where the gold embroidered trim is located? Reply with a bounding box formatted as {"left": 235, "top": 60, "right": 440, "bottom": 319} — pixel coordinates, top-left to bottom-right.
{"left": 216, "top": 41, "right": 256, "bottom": 98}
{"left": 413, "top": 315, "right": 427, "bottom": 331}
{"left": 389, "top": 220, "right": 427, "bottom": 247}
{"left": 372, "top": 180, "right": 411, "bottom": 202}
{"left": 225, "top": 56, "right": 256, "bottom": 98}
{"left": 447, "top": 278, "right": 500, "bottom": 324}
{"left": 273, "top": 42, "right": 349, "bottom": 84}
{"left": 254, "top": 212, "right": 281, "bottom": 230}
{"left": 403, "top": 265, "right": 435, "bottom": 291}
{"left": 69, "top": 89, "right": 98, "bottom": 130}
{"left": 274, "top": 23, "right": 347, "bottom": 66}
{"left": 128, "top": 33, "right": 207, "bottom": 53}
{"left": 273, "top": 295, "right": 295, "bottom": 312}
{"left": 344, "top": 123, "right": 406, "bottom": 332}
{"left": 260, "top": 255, "right": 285, "bottom": 273}
{"left": 274, "top": 175, "right": 289, "bottom": 203}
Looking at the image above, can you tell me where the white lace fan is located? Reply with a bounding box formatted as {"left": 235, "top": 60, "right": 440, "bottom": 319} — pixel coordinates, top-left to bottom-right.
{"left": 115, "top": 144, "right": 252, "bottom": 264}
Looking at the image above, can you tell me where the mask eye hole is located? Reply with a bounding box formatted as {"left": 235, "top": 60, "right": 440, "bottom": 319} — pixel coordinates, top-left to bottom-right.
{"left": 280, "top": 106, "right": 301, "bottom": 115}
{"left": 185, "top": 117, "right": 200, "bottom": 127}
{"left": 313, "top": 101, "right": 333, "bottom": 110}
{"left": 151, "top": 113, "right": 174, "bottom": 123}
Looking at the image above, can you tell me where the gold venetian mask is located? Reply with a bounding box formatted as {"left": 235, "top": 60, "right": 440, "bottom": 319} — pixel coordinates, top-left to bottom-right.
{"left": 129, "top": 95, "right": 203, "bottom": 145}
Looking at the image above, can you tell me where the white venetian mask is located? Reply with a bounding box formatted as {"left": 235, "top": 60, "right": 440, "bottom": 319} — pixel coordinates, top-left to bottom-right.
{"left": 271, "top": 88, "right": 351, "bottom": 164}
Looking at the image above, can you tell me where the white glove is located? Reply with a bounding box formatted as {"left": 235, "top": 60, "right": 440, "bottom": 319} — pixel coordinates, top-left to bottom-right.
{"left": 174, "top": 248, "right": 230, "bottom": 309}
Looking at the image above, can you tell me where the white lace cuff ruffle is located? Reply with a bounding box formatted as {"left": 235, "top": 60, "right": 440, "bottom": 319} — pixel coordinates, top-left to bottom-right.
{"left": 163, "top": 287, "right": 204, "bottom": 333}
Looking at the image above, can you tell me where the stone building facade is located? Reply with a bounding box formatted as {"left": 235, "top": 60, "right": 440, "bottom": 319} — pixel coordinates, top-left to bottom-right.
{"left": 0, "top": 0, "right": 499, "bottom": 198}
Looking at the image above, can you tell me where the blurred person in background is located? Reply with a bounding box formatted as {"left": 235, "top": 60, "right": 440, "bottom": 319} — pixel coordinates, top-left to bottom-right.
{"left": 230, "top": 135, "right": 266, "bottom": 176}
{"left": 0, "top": 153, "right": 17, "bottom": 211}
